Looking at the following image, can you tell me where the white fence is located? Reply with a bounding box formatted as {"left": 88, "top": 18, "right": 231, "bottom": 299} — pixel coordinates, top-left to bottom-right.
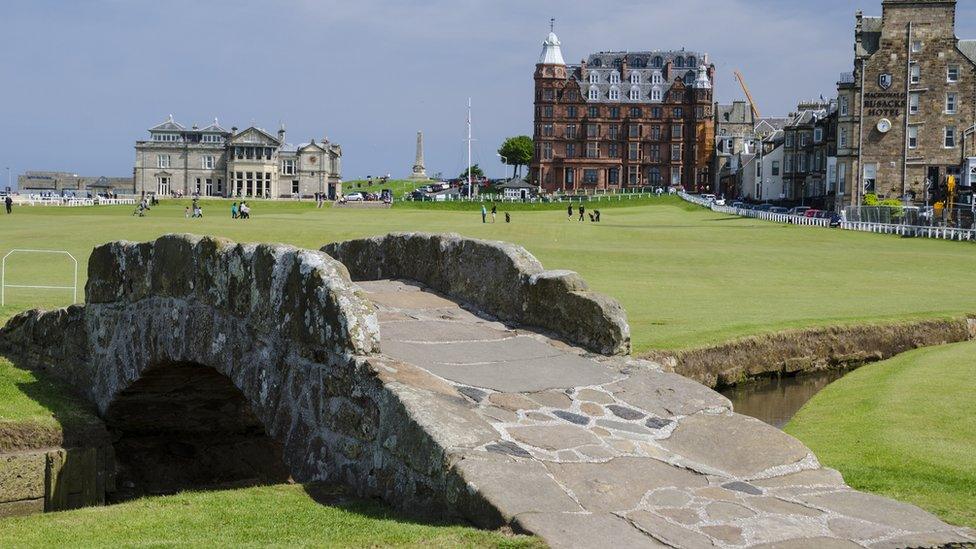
{"left": 680, "top": 192, "right": 976, "bottom": 242}
{"left": 17, "top": 196, "right": 136, "bottom": 207}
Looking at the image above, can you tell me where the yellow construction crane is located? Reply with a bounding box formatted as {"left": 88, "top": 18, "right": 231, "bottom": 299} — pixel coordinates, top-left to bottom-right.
{"left": 733, "top": 70, "right": 762, "bottom": 120}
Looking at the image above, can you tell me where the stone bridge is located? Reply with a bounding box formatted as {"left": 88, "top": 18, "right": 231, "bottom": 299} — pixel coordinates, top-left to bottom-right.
{"left": 2, "top": 233, "right": 973, "bottom": 548}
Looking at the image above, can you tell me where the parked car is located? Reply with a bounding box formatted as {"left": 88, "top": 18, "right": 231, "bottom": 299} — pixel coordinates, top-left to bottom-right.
{"left": 755, "top": 204, "right": 774, "bottom": 212}
{"left": 344, "top": 192, "right": 365, "bottom": 201}
{"left": 701, "top": 194, "right": 716, "bottom": 202}
{"left": 769, "top": 206, "right": 789, "bottom": 214}
{"left": 804, "top": 209, "right": 821, "bottom": 218}
{"left": 731, "top": 201, "right": 745, "bottom": 208}
{"left": 714, "top": 198, "right": 726, "bottom": 206}
{"left": 787, "top": 206, "right": 810, "bottom": 216}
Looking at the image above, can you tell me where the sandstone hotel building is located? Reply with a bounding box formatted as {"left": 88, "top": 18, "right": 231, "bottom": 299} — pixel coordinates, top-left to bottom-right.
{"left": 529, "top": 30, "right": 716, "bottom": 193}
{"left": 836, "top": 0, "right": 976, "bottom": 207}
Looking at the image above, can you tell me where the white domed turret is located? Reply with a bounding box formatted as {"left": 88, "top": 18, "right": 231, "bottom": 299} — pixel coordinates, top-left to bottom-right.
{"left": 695, "top": 64, "right": 712, "bottom": 89}
{"left": 539, "top": 31, "right": 566, "bottom": 66}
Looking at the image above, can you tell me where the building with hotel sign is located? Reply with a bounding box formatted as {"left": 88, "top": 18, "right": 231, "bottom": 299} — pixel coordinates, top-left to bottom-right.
{"left": 836, "top": 0, "right": 976, "bottom": 209}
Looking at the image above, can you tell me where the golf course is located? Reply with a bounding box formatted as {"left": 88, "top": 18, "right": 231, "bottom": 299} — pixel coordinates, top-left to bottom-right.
{"left": 0, "top": 196, "right": 974, "bottom": 544}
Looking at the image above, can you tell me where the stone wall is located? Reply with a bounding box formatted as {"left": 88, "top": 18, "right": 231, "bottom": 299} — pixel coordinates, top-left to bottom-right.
{"left": 323, "top": 232, "right": 631, "bottom": 356}
{"left": 644, "top": 317, "right": 976, "bottom": 388}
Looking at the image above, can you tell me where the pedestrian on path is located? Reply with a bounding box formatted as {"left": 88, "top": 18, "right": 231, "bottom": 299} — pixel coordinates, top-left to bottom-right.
{"left": 481, "top": 204, "right": 487, "bottom": 223}
{"left": 231, "top": 202, "right": 238, "bottom": 219}
{"left": 490, "top": 204, "right": 497, "bottom": 223}
{"left": 504, "top": 212, "right": 511, "bottom": 223}
{"left": 4, "top": 195, "right": 12, "bottom": 214}
{"left": 185, "top": 206, "right": 191, "bottom": 218}
{"left": 567, "top": 204, "right": 573, "bottom": 220}
{"left": 578, "top": 204, "right": 585, "bottom": 222}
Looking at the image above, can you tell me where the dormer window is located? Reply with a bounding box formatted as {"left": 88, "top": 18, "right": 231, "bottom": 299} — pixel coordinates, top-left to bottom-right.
{"left": 651, "top": 88, "right": 662, "bottom": 101}
{"left": 629, "top": 86, "right": 640, "bottom": 101}
{"left": 653, "top": 56, "right": 663, "bottom": 68}
{"left": 588, "top": 86, "right": 600, "bottom": 100}
{"left": 609, "top": 86, "right": 620, "bottom": 101}
{"left": 630, "top": 72, "right": 641, "bottom": 85}
{"left": 674, "top": 57, "right": 684, "bottom": 68}
{"left": 686, "top": 56, "right": 696, "bottom": 67}
{"left": 609, "top": 71, "right": 620, "bottom": 84}
{"left": 653, "top": 72, "right": 663, "bottom": 84}
{"left": 588, "top": 72, "right": 599, "bottom": 84}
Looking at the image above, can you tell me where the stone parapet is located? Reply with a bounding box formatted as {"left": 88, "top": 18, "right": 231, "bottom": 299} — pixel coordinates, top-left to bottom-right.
{"left": 323, "top": 232, "right": 630, "bottom": 356}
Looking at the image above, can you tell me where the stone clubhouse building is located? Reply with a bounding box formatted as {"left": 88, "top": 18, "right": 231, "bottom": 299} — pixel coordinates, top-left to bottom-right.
{"left": 134, "top": 116, "right": 342, "bottom": 199}
{"left": 529, "top": 29, "right": 716, "bottom": 193}
{"left": 836, "top": 0, "right": 976, "bottom": 206}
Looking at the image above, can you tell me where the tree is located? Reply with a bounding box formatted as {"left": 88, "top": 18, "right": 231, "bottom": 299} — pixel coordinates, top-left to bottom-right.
{"left": 458, "top": 164, "right": 485, "bottom": 180}
{"left": 497, "top": 136, "right": 534, "bottom": 178}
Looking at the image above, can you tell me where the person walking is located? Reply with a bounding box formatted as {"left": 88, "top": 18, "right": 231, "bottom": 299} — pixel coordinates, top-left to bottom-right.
{"left": 578, "top": 204, "right": 585, "bottom": 222}
{"left": 490, "top": 204, "right": 497, "bottom": 223}
{"left": 481, "top": 204, "right": 487, "bottom": 223}
{"left": 567, "top": 203, "right": 573, "bottom": 221}
{"left": 4, "top": 195, "right": 12, "bottom": 214}
{"left": 231, "top": 202, "right": 238, "bottom": 219}
{"left": 185, "top": 206, "right": 191, "bottom": 218}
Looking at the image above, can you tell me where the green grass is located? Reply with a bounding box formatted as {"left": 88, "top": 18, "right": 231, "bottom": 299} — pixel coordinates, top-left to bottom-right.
{"left": 0, "top": 484, "right": 540, "bottom": 548}
{"left": 785, "top": 340, "right": 976, "bottom": 528}
{"left": 344, "top": 178, "right": 421, "bottom": 199}
{"left": 2, "top": 196, "right": 975, "bottom": 352}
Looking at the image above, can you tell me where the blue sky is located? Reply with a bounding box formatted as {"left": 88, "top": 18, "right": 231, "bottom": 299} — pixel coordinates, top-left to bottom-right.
{"left": 2, "top": 0, "right": 975, "bottom": 184}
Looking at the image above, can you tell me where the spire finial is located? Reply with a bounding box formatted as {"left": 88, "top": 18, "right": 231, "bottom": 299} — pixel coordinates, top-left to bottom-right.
{"left": 550, "top": 18, "right": 555, "bottom": 33}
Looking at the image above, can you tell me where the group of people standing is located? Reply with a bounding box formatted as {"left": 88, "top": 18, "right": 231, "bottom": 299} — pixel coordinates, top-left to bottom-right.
{"left": 481, "top": 203, "right": 511, "bottom": 224}
{"left": 568, "top": 204, "right": 601, "bottom": 223}
{"left": 231, "top": 201, "right": 251, "bottom": 219}
{"left": 185, "top": 198, "right": 203, "bottom": 218}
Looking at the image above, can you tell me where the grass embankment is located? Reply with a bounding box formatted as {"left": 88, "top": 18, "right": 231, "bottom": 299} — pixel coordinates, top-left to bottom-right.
{"left": 343, "top": 178, "right": 418, "bottom": 199}
{"left": 2, "top": 196, "right": 975, "bottom": 352}
{"left": 786, "top": 340, "right": 976, "bottom": 529}
{"left": 0, "top": 483, "right": 540, "bottom": 548}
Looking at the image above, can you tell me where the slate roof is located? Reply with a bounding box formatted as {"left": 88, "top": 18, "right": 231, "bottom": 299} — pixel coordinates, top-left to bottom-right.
{"left": 858, "top": 16, "right": 882, "bottom": 56}
{"left": 198, "top": 119, "right": 229, "bottom": 133}
{"left": 149, "top": 115, "right": 185, "bottom": 132}
{"left": 717, "top": 102, "right": 754, "bottom": 125}
{"left": 569, "top": 50, "right": 706, "bottom": 104}
{"left": 958, "top": 40, "right": 976, "bottom": 64}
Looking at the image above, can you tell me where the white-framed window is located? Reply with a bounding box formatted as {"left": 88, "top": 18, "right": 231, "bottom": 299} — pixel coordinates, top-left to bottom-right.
{"left": 911, "top": 40, "right": 922, "bottom": 53}
{"left": 671, "top": 143, "right": 682, "bottom": 161}
{"left": 588, "top": 86, "right": 599, "bottom": 100}
{"left": 670, "top": 166, "right": 682, "bottom": 186}
{"left": 785, "top": 133, "right": 794, "bottom": 148}
{"left": 838, "top": 162, "right": 847, "bottom": 193}
{"left": 909, "top": 93, "right": 920, "bottom": 114}
{"left": 650, "top": 88, "right": 662, "bottom": 101}
{"left": 153, "top": 133, "right": 180, "bottom": 142}
{"left": 157, "top": 154, "right": 170, "bottom": 168}
{"left": 609, "top": 71, "right": 620, "bottom": 84}
{"left": 908, "top": 126, "right": 918, "bottom": 149}
{"left": 282, "top": 159, "right": 296, "bottom": 175}
{"left": 946, "top": 92, "right": 957, "bottom": 114}
{"left": 772, "top": 160, "right": 781, "bottom": 176}
{"left": 629, "top": 86, "right": 640, "bottom": 101}
{"left": 630, "top": 72, "right": 641, "bottom": 84}
{"left": 800, "top": 133, "right": 809, "bottom": 147}
{"left": 839, "top": 127, "right": 848, "bottom": 148}
{"left": 588, "top": 72, "right": 599, "bottom": 84}
{"left": 947, "top": 65, "right": 960, "bottom": 83}
{"left": 840, "top": 96, "right": 849, "bottom": 116}
{"left": 156, "top": 176, "right": 170, "bottom": 194}
{"left": 202, "top": 155, "right": 215, "bottom": 169}
{"left": 652, "top": 71, "right": 663, "bottom": 84}
{"left": 863, "top": 163, "right": 877, "bottom": 192}
{"left": 784, "top": 155, "right": 793, "bottom": 174}
{"left": 814, "top": 128, "right": 824, "bottom": 143}
{"left": 608, "top": 86, "right": 620, "bottom": 101}
{"left": 910, "top": 63, "right": 920, "bottom": 84}
{"left": 944, "top": 126, "right": 956, "bottom": 148}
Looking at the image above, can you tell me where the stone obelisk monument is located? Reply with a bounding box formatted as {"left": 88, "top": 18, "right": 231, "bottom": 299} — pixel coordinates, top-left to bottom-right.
{"left": 409, "top": 131, "right": 429, "bottom": 180}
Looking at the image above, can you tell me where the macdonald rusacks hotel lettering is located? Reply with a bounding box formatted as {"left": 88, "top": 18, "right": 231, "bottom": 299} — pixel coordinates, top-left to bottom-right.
{"left": 863, "top": 92, "right": 905, "bottom": 117}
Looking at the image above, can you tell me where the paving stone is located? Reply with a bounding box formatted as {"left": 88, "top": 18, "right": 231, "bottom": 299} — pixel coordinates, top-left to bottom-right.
{"left": 382, "top": 337, "right": 560, "bottom": 366}
{"left": 488, "top": 393, "right": 539, "bottom": 412}
{"left": 457, "top": 386, "right": 487, "bottom": 402}
{"left": 827, "top": 517, "right": 897, "bottom": 541}
{"left": 556, "top": 450, "right": 577, "bottom": 461}
{"left": 373, "top": 359, "right": 460, "bottom": 397}
{"left": 798, "top": 490, "right": 955, "bottom": 532}
{"left": 596, "top": 419, "right": 653, "bottom": 436}
{"left": 485, "top": 440, "right": 532, "bottom": 458}
{"left": 605, "top": 371, "right": 731, "bottom": 417}
{"left": 628, "top": 510, "right": 717, "bottom": 548}
{"left": 590, "top": 426, "right": 611, "bottom": 437}
{"left": 749, "top": 496, "right": 823, "bottom": 518}
{"left": 645, "top": 417, "right": 673, "bottom": 430}
{"left": 644, "top": 488, "right": 693, "bottom": 508}
{"left": 414, "top": 355, "right": 619, "bottom": 392}
{"left": 700, "top": 524, "right": 745, "bottom": 546}
{"left": 580, "top": 402, "right": 605, "bottom": 416}
{"left": 525, "top": 412, "right": 552, "bottom": 422}
{"left": 552, "top": 410, "right": 590, "bottom": 425}
{"left": 514, "top": 512, "right": 668, "bottom": 549}
{"left": 577, "top": 445, "right": 615, "bottom": 460}
{"left": 576, "top": 388, "right": 615, "bottom": 404}
{"left": 657, "top": 507, "right": 700, "bottom": 525}
{"left": 750, "top": 537, "right": 861, "bottom": 549}
{"left": 607, "top": 404, "right": 646, "bottom": 420}
{"left": 704, "top": 501, "right": 755, "bottom": 521}
{"left": 742, "top": 514, "right": 837, "bottom": 546}
{"left": 752, "top": 467, "right": 846, "bottom": 489}
{"left": 368, "top": 289, "right": 459, "bottom": 310}
{"left": 480, "top": 406, "right": 518, "bottom": 423}
{"left": 527, "top": 391, "right": 573, "bottom": 409}
{"left": 608, "top": 438, "right": 637, "bottom": 453}
{"left": 546, "top": 457, "right": 706, "bottom": 512}
{"left": 637, "top": 441, "right": 670, "bottom": 460}
{"left": 694, "top": 486, "right": 742, "bottom": 502}
{"left": 508, "top": 425, "right": 601, "bottom": 451}
{"left": 722, "top": 481, "right": 763, "bottom": 495}
{"left": 454, "top": 457, "right": 580, "bottom": 521}
{"left": 660, "top": 413, "right": 811, "bottom": 478}
{"left": 380, "top": 319, "right": 512, "bottom": 343}
{"left": 869, "top": 532, "right": 976, "bottom": 549}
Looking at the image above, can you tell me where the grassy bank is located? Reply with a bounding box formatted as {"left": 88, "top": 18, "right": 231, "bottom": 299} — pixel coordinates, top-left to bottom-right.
{"left": 0, "top": 483, "right": 540, "bottom": 548}
{"left": 785, "top": 340, "right": 976, "bottom": 528}
{"left": 2, "top": 198, "right": 976, "bottom": 352}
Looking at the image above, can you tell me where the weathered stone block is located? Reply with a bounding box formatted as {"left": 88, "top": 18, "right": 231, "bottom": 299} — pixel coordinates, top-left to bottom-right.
{"left": 0, "top": 452, "right": 46, "bottom": 502}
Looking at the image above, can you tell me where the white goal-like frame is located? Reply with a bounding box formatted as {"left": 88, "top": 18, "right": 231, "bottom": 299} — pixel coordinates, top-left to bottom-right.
{"left": 1, "top": 249, "right": 78, "bottom": 307}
